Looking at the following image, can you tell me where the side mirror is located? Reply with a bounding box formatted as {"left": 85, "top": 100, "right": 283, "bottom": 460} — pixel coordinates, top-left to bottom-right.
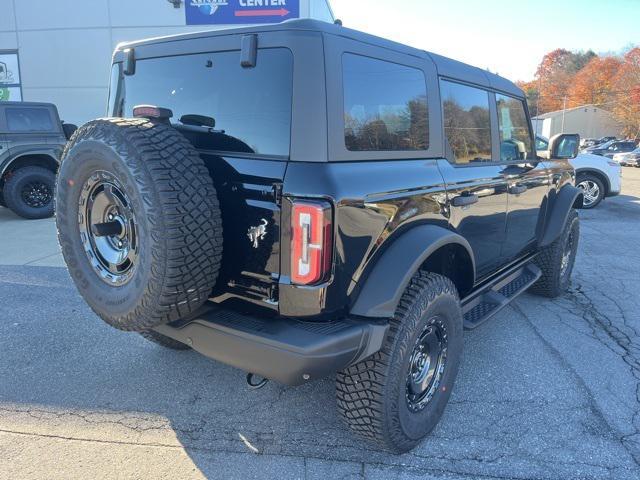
{"left": 548, "top": 133, "right": 580, "bottom": 159}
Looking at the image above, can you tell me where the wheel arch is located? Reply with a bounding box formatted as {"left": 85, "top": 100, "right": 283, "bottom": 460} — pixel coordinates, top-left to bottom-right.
{"left": 350, "top": 225, "right": 475, "bottom": 318}
{"left": 575, "top": 168, "right": 610, "bottom": 195}
{"left": 1, "top": 153, "right": 59, "bottom": 188}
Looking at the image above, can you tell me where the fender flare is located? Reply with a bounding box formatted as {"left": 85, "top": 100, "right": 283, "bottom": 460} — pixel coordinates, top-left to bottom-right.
{"left": 0, "top": 149, "right": 60, "bottom": 178}
{"left": 540, "top": 185, "right": 583, "bottom": 247}
{"left": 350, "top": 225, "right": 475, "bottom": 318}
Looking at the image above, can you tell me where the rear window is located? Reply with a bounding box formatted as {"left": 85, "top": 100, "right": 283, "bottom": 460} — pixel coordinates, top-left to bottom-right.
{"left": 122, "top": 48, "right": 293, "bottom": 157}
{"left": 342, "top": 54, "right": 428, "bottom": 152}
{"left": 6, "top": 107, "right": 54, "bottom": 132}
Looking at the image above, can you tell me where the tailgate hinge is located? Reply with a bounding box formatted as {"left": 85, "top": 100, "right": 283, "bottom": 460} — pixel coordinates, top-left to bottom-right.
{"left": 272, "top": 183, "right": 283, "bottom": 206}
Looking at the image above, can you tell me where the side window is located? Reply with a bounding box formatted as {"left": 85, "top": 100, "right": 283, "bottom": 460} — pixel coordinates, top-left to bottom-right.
{"left": 343, "top": 54, "right": 428, "bottom": 152}
{"left": 496, "top": 94, "right": 534, "bottom": 162}
{"left": 6, "top": 107, "right": 54, "bottom": 132}
{"left": 440, "top": 80, "right": 492, "bottom": 164}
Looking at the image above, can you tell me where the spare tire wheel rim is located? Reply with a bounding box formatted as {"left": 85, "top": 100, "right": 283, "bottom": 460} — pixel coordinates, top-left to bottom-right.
{"left": 406, "top": 316, "right": 448, "bottom": 412}
{"left": 78, "top": 171, "right": 139, "bottom": 285}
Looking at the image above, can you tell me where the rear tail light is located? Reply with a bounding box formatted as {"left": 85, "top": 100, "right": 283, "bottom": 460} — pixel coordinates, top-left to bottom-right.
{"left": 290, "top": 200, "right": 333, "bottom": 285}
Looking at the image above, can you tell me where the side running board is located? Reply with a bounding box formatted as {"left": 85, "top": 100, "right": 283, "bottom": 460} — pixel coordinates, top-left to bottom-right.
{"left": 461, "top": 262, "right": 541, "bottom": 329}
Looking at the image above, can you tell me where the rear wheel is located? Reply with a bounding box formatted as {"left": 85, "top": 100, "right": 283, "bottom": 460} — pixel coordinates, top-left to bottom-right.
{"left": 56, "top": 118, "right": 223, "bottom": 332}
{"left": 3, "top": 166, "right": 55, "bottom": 219}
{"left": 336, "top": 272, "right": 463, "bottom": 453}
{"left": 576, "top": 174, "right": 604, "bottom": 209}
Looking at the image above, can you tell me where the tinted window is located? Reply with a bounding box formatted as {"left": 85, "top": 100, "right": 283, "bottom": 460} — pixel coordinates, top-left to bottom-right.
{"left": 343, "top": 54, "right": 428, "bottom": 151}
{"left": 441, "top": 80, "right": 492, "bottom": 163}
{"left": 496, "top": 94, "right": 534, "bottom": 161}
{"left": 6, "top": 107, "right": 53, "bottom": 132}
{"left": 123, "top": 48, "right": 293, "bottom": 157}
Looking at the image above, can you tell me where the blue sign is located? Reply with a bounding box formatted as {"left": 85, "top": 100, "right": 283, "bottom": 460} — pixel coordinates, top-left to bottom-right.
{"left": 185, "top": 0, "right": 300, "bottom": 25}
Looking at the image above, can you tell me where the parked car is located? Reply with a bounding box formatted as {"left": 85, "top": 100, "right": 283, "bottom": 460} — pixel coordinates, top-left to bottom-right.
{"left": 580, "top": 137, "right": 598, "bottom": 148}
{"left": 595, "top": 136, "right": 617, "bottom": 146}
{"left": 588, "top": 140, "right": 637, "bottom": 158}
{"left": 612, "top": 147, "right": 640, "bottom": 167}
{"left": 0, "top": 102, "right": 76, "bottom": 219}
{"left": 537, "top": 136, "right": 621, "bottom": 208}
{"left": 55, "top": 19, "right": 583, "bottom": 453}
{"left": 583, "top": 139, "right": 614, "bottom": 153}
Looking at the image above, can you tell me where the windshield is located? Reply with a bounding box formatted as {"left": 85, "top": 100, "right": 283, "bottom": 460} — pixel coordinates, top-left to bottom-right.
{"left": 535, "top": 136, "right": 548, "bottom": 151}
{"left": 596, "top": 140, "right": 615, "bottom": 149}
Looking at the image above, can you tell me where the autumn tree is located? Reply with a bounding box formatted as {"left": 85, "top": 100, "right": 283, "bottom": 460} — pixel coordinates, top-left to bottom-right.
{"left": 612, "top": 47, "right": 640, "bottom": 137}
{"left": 567, "top": 56, "right": 622, "bottom": 107}
{"left": 516, "top": 80, "right": 540, "bottom": 117}
{"left": 535, "top": 49, "right": 596, "bottom": 113}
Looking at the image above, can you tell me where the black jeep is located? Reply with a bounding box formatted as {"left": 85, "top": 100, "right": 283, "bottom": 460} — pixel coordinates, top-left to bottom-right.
{"left": 56, "top": 20, "right": 583, "bottom": 453}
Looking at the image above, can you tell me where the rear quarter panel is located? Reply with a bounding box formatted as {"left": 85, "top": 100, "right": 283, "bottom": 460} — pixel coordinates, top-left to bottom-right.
{"left": 279, "top": 159, "right": 449, "bottom": 318}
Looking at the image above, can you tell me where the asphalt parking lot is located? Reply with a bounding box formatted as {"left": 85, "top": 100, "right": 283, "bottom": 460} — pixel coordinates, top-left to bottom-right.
{"left": 1, "top": 168, "right": 639, "bottom": 480}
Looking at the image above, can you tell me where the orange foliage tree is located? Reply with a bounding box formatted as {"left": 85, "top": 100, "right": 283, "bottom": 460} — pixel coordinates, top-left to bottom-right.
{"left": 612, "top": 48, "right": 640, "bottom": 137}
{"left": 535, "top": 49, "right": 596, "bottom": 113}
{"left": 567, "top": 56, "right": 621, "bottom": 108}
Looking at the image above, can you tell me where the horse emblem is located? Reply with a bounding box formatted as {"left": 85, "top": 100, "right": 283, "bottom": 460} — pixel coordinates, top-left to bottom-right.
{"left": 247, "top": 218, "right": 268, "bottom": 249}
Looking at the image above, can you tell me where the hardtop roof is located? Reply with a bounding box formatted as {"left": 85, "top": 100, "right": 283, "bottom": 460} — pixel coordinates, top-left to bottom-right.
{"left": 117, "top": 19, "right": 523, "bottom": 98}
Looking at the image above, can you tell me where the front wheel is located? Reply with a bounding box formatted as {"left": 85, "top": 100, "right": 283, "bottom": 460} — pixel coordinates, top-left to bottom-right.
{"left": 576, "top": 174, "right": 604, "bottom": 209}
{"left": 336, "top": 271, "right": 463, "bottom": 453}
{"left": 530, "top": 209, "right": 579, "bottom": 298}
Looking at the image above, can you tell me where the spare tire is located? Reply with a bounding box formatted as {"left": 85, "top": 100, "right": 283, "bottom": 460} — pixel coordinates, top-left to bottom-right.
{"left": 56, "top": 118, "right": 223, "bottom": 331}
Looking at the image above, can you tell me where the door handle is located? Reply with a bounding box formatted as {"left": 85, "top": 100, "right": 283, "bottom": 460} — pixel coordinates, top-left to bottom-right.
{"left": 451, "top": 194, "right": 479, "bottom": 207}
{"left": 509, "top": 185, "right": 527, "bottom": 195}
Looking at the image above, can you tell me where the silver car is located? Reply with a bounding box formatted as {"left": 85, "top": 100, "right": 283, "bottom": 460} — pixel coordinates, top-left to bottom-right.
{"left": 612, "top": 147, "right": 640, "bottom": 167}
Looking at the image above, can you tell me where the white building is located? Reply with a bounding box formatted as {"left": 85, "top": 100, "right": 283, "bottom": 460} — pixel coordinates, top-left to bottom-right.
{"left": 531, "top": 104, "right": 624, "bottom": 140}
{"left": 0, "top": 0, "right": 334, "bottom": 125}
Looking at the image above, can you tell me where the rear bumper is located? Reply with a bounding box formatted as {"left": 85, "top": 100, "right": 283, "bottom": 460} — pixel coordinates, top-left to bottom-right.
{"left": 154, "top": 306, "right": 388, "bottom": 386}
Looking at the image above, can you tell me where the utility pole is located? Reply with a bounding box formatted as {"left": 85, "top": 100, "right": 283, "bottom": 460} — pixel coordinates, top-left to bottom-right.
{"left": 534, "top": 76, "right": 541, "bottom": 135}
{"left": 561, "top": 96, "right": 567, "bottom": 133}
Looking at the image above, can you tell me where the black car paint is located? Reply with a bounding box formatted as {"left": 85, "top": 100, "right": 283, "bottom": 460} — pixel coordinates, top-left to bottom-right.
{"left": 109, "top": 20, "right": 576, "bottom": 323}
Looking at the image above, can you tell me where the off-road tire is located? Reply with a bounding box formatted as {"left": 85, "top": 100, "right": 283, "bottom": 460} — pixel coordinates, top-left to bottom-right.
{"left": 336, "top": 271, "right": 463, "bottom": 453}
{"left": 3, "top": 166, "right": 56, "bottom": 219}
{"left": 56, "top": 118, "right": 223, "bottom": 332}
{"left": 530, "top": 209, "right": 579, "bottom": 298}
{"left": 140, "top": 330, "right": 191, "bottom": 350}
{"left": 576, "top": 173, "right": 604, "bottom": 209}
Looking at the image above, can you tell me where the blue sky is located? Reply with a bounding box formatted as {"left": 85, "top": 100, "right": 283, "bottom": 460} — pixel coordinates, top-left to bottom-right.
{"left": 329, "top": 0, "right": 639, "bottom": 81}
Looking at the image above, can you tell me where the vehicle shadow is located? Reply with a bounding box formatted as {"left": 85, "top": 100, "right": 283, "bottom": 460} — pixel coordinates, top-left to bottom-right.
{"left": 2, "top": 265, "right": 636, "bottom": 479}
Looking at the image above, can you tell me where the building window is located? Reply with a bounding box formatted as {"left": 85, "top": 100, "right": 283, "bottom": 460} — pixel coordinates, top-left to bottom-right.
{"left": 0, "top": 51, "right": 22, "bottom": 101}
{"left": 343, "top": 54, "right": 429, "bottom": 152}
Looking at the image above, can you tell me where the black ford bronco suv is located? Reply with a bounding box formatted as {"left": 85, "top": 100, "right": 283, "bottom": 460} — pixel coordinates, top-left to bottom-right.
{"left": 55, "top": 20, "right": 583, "bottom": 453}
